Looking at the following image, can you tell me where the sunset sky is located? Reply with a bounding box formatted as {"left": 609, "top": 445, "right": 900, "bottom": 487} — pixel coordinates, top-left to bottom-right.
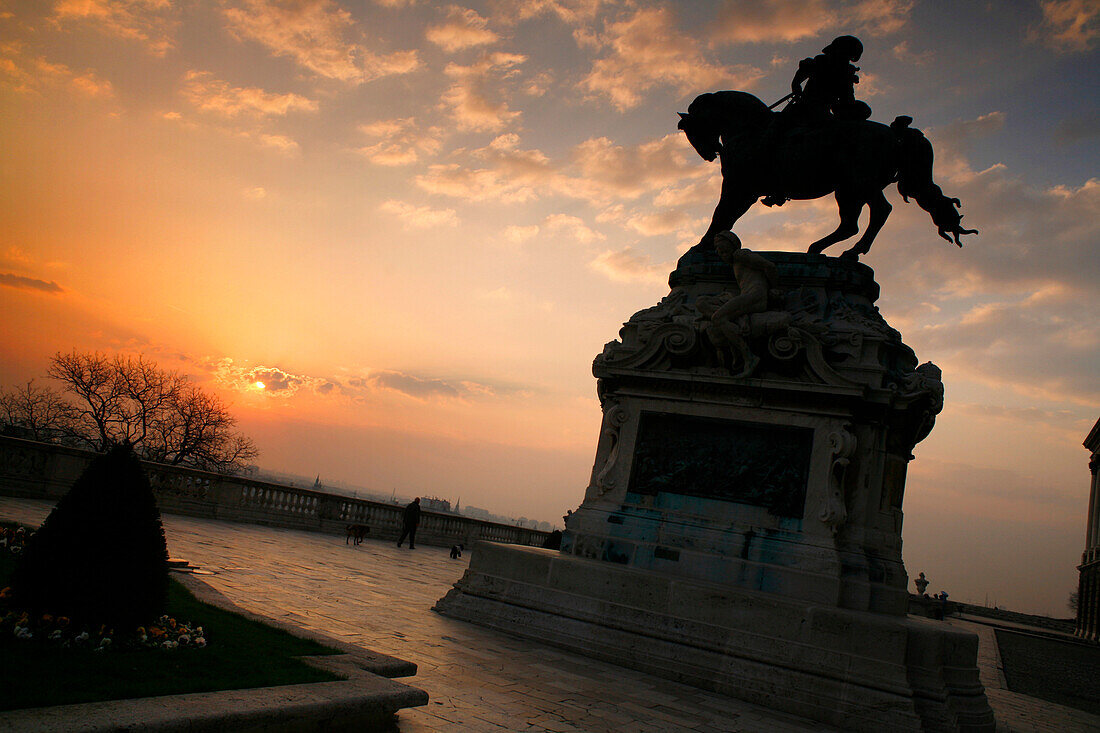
{"left": 1, "top": 0, "right": 1097, "bottom": 616}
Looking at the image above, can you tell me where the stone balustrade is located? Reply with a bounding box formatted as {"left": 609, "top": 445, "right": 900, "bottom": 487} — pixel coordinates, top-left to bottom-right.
{"left": 0, "top": 435, "right": 552, "bottom": 550}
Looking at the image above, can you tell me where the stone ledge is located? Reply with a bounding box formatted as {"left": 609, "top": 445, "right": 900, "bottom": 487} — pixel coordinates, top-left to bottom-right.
{"left": 0, "top": 575, "right": 429, "bottom": 732}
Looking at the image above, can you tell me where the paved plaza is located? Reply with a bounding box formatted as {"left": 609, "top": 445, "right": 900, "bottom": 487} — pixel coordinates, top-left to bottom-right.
{"left": 2, "top": 497, "right": 1098, "bottom": 732}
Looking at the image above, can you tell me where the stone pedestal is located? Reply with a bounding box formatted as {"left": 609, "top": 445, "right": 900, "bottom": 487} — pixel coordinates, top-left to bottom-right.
{"left": 435, "top": 251, "right": 994, "bottom": 732}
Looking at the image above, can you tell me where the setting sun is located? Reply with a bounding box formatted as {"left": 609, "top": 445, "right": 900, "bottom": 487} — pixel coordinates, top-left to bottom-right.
{"left": 253, "top": 381, "right": 266, "bottom": 390}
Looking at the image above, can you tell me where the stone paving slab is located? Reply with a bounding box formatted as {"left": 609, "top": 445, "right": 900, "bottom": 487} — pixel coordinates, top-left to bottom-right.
{"left": 4, "top": 497, "right": 1100, "bottom": 732}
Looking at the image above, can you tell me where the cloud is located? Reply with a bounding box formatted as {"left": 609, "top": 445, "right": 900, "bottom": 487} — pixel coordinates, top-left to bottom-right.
{"left": 365, "top": 370, "right": 460, "bottom": 399}
{"left": 52, "top": 0, "right": 177, "bottom": 55}
{"left": 440, "top": 51, "right": 525, "bottom": 131}
{"left": 588, "top": 247, "right": 668, "bottom": 284}
{"left": 543, "top": 214, "right": 604, "bottom": 243}
{"left": 0, "top": 51, "right": 114, "bottom": 98}
{"left": 651, "top": 174, "right": 722, "bottom": 209}
{"left": 426, "top": 6, "right": 498, "bottom": 52}
{"left": 711, "top": 0, "right": 912, "bottom": 44}
{"left": 853, "top": 114, "right": 1100, "bottom": 410}
{"left": 503, "top": 224, "right": 539, "bottom": 243}
{"left": 223, "top": 0, "right": 420, "bottom": 83}
{"left": 581, "top": 6, "right": 764, "bottom": 110}
{"left": 505, "top": 0, "right": 607, "bottom": 26}
{"left": 416, "top": 130, "right": 707, "bottom": 211}
{"left": 1053, "top": 112, "right": 1100, "bottom": 144}
{"left": 892, "top": 39, "right": 933, "bottom": 65}
{"left": 379, "top": 199, "right": 460, "bottom": 228}
{"left": 623, "top": 208, "right": 693, "bottom": 237}
{"left": 249, "top": 366, "right": 304, "bottom": 393}
{"left": 913, "top": 293, "right": 1099, "bottom": 405}
{"left": 565, "top": 133, "right": 707, "bottom": 203}
{"left": 351, "top": 370, "right": 520, "bottom": 400}
{"left": 0, "top": 247, "right": 33, "bottom": 268}
{"left": 216, "top": 359, "right": 518, "bottom": 402}
{"left": 1030, "top": 0, "right": 1100, "bottom": 52}
{"left": 0, "top": 272, "right": 64, "bottom": 294}
{"left": 935, "top": 111, "right": 1007, "bottom": 146}
{"left": 357, "top": 117, "right": 442, "bottom": 165}
{"left": 255, "top": 132, "right": 300, "bottom": 153}
{"left": 415, "top": 133, "right": 552, "bottom": 202}
{"left": 181, "top": 71, "right": 318, "bottom": 117}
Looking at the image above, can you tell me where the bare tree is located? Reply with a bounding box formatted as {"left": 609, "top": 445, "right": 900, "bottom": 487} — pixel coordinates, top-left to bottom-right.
{"left": 146, "top": 384, "right": 258, "bottom": 472}
{"left": 29, "top": 350, "right": 258, "bottom": 474}
{"left": 0, "top": 380, "right": 79, "bottom": 441}
{"left": 45, "top": 351, "right": 122, "bottom": 450}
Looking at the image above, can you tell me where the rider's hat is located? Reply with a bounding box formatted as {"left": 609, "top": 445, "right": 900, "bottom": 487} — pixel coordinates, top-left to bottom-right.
{"left": 823, "top": 35, "right": 863, "bottom": 61}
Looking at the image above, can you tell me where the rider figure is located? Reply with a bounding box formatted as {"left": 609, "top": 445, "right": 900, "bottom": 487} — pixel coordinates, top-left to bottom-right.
{"left": 788, "top": 35, "right": 870, "bottom": 123}
{"left": 759, "top": 35, "right": 869, "bottom": 207}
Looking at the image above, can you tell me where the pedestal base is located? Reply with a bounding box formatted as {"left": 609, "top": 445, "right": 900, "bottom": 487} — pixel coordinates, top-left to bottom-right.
{"left": 435, "top": 542, "right": 995, "bottom": 733}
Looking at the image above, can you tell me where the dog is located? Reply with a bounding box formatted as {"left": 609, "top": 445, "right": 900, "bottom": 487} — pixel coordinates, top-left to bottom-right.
{"left": 346, "top": 524, "right": 369, "bottom": 545}
{"left": 450, "top": 543, "right": 464, "bottom": 559}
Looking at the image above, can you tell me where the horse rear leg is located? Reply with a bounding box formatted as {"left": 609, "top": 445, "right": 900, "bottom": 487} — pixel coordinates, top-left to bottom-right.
{"left": 808, "top": 192, "right": 862, "bottom": 255}
{"left": 841, "top": 189, "right": 891, "bottom": 260}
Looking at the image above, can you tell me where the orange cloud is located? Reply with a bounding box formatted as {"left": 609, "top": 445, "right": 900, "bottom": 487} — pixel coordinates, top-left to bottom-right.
{"left": 588, "top": 247, "right": 668, "bottom": 284}
{"left": 223, "top": 0, "right": 420, "bottom": 83}
{"left": 379, "top": 200, "right": 460, "bottom": 228}
{"left": 1030, "top": 0, "right": 1100, "bottom": 52}
{"left": 52, "top": 0, "right": 177, "bottom": 56}
{"left": 543, "top": 214, "right": 604, "bottom": 243}
{"left": 0, "top": 49, "right": 114, "bottom": 98}
{"left": 711, "top": 0, "right": 912, "bottom": 44}
{"left": 440, "top": 51, "right": 526, "bottom": 131}
{"left": 181, "top": 70, "right": 318, "bottom": 117}
{"left": 357, "top": 117, "right": 443, "bottom": 166}
{"left": 426, "top": 6, "right": 498, "bottom": 52}
{"left": 415, "top": 131, "right": 708, "bottom": 217}
{"left": 581, "top": 6, "right": 763, "bottom": 110}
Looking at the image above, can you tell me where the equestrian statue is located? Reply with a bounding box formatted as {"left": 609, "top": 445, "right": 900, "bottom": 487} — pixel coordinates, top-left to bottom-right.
{"left": 678, "top": 35, "right": 976, "bottom": 261}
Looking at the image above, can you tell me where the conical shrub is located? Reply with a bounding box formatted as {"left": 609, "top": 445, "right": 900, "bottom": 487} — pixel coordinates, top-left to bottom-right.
{"left": 11, "top": 444, "right": 169, "bottom": 629}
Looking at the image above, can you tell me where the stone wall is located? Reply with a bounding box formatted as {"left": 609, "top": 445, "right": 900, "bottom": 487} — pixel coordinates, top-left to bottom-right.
{"left": 0, "top": 436, "right": 551, "bottom": 550}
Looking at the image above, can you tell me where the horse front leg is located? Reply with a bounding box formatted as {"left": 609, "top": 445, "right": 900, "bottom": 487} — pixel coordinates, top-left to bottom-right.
{"left": 697, "top": 181, "right": 759, "bottom": 251}
{"left": 841, "top": 189, "right": 891, "bottom": 260}
{"left": 808, "top": 191, "right": 862, "bottom": 255}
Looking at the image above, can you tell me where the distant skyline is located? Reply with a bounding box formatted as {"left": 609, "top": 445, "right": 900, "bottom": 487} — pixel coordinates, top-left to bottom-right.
{"left": 1, "top": 0, "right": 1097, "bottom": 616}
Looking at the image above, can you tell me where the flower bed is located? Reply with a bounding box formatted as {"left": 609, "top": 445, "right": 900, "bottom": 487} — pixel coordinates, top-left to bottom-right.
{"left": 0, "top": 522, "right": 342, "bottom": 711}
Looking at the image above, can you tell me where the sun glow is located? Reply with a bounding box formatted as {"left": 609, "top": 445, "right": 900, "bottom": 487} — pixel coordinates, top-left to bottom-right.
{"left": 253, "top": 381, "right": 266, "bottom": 390}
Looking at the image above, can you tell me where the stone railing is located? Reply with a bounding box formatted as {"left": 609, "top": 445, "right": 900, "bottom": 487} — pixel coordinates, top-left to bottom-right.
{"left": 0, "top": 435, "right": 552, "bottom": 550}
{"left": 951, "top": 599, "right": 1076, "bottom": 634}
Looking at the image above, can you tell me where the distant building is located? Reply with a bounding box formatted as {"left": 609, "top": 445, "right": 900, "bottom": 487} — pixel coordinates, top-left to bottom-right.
{"left": 422, "top": 496, "right": 452, "bottom": 513}
{"left": 1077, "top": 417, "right": 1100, "bottom": 640}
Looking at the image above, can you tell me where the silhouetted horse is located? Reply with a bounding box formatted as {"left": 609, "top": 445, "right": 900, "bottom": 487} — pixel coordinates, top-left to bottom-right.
{"left": 678, "top": 91, "right": 976, "bottom": 259}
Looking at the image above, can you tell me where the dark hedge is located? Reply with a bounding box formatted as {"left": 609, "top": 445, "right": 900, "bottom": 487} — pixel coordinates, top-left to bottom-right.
{"left": 11, "top": 444, "right": 169, "bottom": 628}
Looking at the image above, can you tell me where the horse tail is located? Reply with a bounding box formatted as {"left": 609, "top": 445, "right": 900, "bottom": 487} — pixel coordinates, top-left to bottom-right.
{"left": 892, "top": 116, "right": 978, "bottom": 246}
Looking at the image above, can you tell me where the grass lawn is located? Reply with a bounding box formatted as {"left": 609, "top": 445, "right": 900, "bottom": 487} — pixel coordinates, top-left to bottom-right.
{"left": 0, "top": 541, "right": 343, "bottom": 711}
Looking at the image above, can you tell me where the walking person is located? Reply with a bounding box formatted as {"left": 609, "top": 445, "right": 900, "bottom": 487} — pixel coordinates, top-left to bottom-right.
{"left": 397, "top": 497, "right": 421, "bottom": 549}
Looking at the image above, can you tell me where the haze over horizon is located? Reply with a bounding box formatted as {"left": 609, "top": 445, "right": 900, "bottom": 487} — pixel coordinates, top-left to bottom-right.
{"left": 1, "top": 0, "right": 1097, "bottom": 617}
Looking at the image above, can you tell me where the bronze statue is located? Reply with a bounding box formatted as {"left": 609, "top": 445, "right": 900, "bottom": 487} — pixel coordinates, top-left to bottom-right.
{"left": 678, "top": 36, "right": 976, "bottom": 260}
{"left": 788, "top": 35, "right": 870, "bottom": 124}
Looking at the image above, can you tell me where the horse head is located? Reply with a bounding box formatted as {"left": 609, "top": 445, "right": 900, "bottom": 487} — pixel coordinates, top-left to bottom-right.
{"left": 678, "top": 112, "right": 720, "bottom": 162}
{"left": 678, "top": 91, "right": 772, "bottom": 163}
